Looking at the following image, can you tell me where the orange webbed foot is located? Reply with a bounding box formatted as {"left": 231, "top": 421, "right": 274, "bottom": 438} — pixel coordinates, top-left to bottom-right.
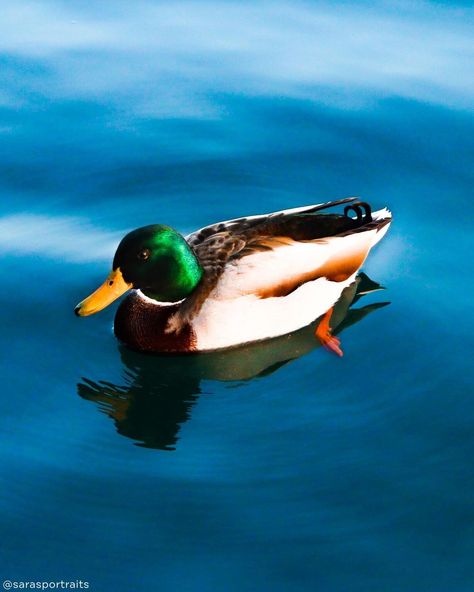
{"left": 315, "top": 306, "right": 344, "bottom": 357}
{"left": 318, "top": 331, "right": 343, "bottom": 357}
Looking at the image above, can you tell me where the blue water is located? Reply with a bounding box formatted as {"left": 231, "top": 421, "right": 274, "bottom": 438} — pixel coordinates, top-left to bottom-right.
{"left": 1, "top": 1, "right": 474, "bottom": 590}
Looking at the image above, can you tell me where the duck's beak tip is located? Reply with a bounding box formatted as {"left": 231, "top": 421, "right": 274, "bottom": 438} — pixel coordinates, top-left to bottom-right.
{"left": 74, "top": 268, "right": 132, "bottom": 318}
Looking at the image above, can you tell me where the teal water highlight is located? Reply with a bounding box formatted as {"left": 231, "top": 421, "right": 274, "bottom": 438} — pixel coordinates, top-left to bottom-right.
{"left": 1, "top": 1, "right": 474, "bottom": 590}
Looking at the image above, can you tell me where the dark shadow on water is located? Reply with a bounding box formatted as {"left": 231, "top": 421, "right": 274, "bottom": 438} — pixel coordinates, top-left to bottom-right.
{"left": 77, "top": 273, "right": 389, "bottom": 450}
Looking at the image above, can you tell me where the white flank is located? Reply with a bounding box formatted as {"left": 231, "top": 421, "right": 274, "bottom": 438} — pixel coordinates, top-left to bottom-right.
{"left": 191, "top": 208, "right": 392, "bottom": 350}
{"left": 193, "top": 275, "right": 355, "bottom": 351}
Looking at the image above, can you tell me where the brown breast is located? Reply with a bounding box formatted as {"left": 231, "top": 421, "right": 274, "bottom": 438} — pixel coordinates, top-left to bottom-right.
{"left": 114, "top": 292, "right": 197, "bottom": 353}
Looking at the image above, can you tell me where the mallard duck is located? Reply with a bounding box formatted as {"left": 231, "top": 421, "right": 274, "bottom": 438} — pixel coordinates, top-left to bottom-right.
{"left": 74, "top": 197, "right": 391, "bottom": 355}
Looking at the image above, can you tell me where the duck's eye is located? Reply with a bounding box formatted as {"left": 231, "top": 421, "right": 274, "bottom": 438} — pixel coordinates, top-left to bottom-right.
{"left": 137, "top": 248, "right": 151, "bottom": 261}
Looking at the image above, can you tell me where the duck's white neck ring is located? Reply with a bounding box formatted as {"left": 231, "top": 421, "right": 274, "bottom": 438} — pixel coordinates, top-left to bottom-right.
{"left": 135, "top": 289, "right": 185, "bottom": 307}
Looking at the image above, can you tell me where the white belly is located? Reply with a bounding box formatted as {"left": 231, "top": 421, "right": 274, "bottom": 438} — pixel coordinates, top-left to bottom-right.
{"left": 192, "top": 274, "right": 356, "bottom": 351}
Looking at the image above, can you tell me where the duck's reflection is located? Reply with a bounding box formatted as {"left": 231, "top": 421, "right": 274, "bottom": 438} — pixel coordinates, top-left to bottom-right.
{"left": 78, "top": 273, "right": 389, "bottom": 450}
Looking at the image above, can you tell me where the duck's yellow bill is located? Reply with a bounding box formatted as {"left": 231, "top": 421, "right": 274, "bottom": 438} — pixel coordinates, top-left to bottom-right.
{"left": 74, "top": 268, "right": 132, "bottom": 317}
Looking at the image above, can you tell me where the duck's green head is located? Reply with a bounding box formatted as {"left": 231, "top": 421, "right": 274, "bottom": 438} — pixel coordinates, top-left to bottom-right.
{"left": 74, "top": 225, "right": 203, "bottom": 317}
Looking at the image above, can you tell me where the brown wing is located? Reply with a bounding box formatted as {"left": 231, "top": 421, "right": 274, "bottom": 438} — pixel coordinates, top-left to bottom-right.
{"left": 185, "top": 196, "right": 359, "bottom": 248}
{"left": 166, "top": 197, "right": 369, "bottom": 333}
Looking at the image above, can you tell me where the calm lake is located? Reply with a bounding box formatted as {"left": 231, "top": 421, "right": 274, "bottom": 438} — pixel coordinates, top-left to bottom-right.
{"left": 1, "top": 1, "right": 474, "bottom": 590}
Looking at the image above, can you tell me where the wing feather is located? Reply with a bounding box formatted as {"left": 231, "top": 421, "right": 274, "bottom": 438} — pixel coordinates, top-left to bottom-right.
{"left": 185, "top": 196, "right": 358, "bottom": 247}
{"left": 167, "top": 197, "right": 376, "bottom": 333}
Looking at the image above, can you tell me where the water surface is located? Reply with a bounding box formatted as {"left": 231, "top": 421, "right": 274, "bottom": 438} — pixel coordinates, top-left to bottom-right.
{"left": 1, "top": 1, "right": 474, "bottom": 590}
